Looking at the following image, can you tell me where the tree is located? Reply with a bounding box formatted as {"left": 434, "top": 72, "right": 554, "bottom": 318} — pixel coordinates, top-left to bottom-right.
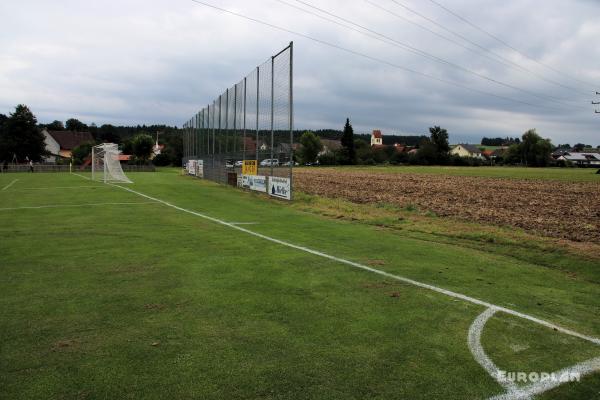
{"left": 65, "top": 118, "right": 88, "bottom": 131}
{"left": 46, "top": 120, "right": 65, "bottom": 131}
{"left": 573, "top": 143, "right": 588, "bottom": 152}
{"left": 519, "top": 129, "right": 552, "bottom": 167}
{"left": 132, "top": 134, "right": 154, "bottom": 163}
{"left": 98, "top": 124, "right": 120, "bottom": 143}
{"left": 414, "top": 138, "right": 438, "bottom": 165}
{"left": 340, "top": 118, "right": 356, "bottom": 165}
{"left": 0, "top": 105, "right": 47, "bottom": 162}
{"left": 511, "top": 129, "right": 552, "bottom": 167}
{"left": 298, "top": 131, "right": 323, "bottom": 164}
{"left": 429, "top": 126, "right": 450, "bottom": 158}
{"left": 71, "top": 142, "right": 94, "bottom": 165}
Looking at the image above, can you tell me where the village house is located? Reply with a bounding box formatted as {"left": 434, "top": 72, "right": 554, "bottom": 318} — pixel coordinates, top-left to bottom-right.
{"left": 450, "top": 144, "right": 485, "bottom": 159}
{"left": 42, "top": 129, "right": 94, "bottom": 163}
{"left": 371, "top": 130, "right": 383, "bottom": 146}
{"left": 557, "top": 152, "right": 600, "bottom": 167}
{"left": 319, "top": 138, "right": 342, "bottom": 156}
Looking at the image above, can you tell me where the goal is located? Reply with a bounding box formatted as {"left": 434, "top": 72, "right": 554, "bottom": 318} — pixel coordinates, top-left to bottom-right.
{"left": 91, "top": 143, "right": 132, "bottom": 183}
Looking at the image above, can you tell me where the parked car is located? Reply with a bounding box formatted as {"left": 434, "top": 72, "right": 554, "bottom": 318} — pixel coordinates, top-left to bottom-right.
{"left": 281, "top": 161, "right": 298, "bottom": 167}
{"left": 260, "top": 159, "right": 279, "bottom": 166}
{"left": 225, "top": 160, "right": 235, "bottom": 168}
{"left": 234, "top": 160, "right": 243, "bottom": 167}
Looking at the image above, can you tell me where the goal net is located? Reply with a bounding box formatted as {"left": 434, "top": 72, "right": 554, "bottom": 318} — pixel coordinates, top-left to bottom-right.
{"left": 91, "top": 143, "right": 132, "bottom": 183}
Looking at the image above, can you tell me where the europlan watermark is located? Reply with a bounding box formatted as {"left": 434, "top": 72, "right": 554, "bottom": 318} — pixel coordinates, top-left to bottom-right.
{"left": 497, "top": 370, "right": 580, "bottom": 384}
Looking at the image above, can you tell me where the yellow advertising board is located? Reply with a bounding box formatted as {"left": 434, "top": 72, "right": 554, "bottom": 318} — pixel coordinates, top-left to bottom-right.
{"left": 242, "top": 160, "right": 258, "bottom": 176}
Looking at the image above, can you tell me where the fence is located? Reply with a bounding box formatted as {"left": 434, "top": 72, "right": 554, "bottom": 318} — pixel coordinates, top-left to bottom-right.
{"left": 182, "top": 42, "right": 294, "bottom": 200}
{"left": 0, "top": 164, "right": 156, "bottom": 173}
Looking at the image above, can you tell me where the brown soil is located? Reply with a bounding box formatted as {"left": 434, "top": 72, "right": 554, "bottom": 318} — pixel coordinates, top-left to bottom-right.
{"left": 294, "top": 169, "right": 600, "bottom": 243}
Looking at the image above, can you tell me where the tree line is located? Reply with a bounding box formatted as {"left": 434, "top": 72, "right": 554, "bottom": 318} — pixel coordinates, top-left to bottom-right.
{"left": 0, "top": 104, "right": 183, "bottom": 166}
{"left": 296, "top": 119, "right": 570, "bottom": 168}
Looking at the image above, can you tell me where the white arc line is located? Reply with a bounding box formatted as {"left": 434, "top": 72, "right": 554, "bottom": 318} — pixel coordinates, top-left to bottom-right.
{"left": 468, "top": 308, "right": 519, "bottom": 393}
{"left": 93, "top": 179, "right": 600, "bottom": 347}
{"left": 1, "top": 179, "right": 18, "bottom": 191}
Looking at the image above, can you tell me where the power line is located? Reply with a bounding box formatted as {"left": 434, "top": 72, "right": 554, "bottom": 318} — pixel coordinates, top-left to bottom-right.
{"left": 385, "top": 0, "right": 591, "bottom": 97}
{"left": 426, "top": 0, "right": 597, "bottom": 88}
{"left": 287, "top": 0, "right": 581, "bottom": 108}
{"left": 365, "top": 0, "right": 590, "bottom": 97}
{"left": 189, "top": 0, "right": 547, "bottom": 110}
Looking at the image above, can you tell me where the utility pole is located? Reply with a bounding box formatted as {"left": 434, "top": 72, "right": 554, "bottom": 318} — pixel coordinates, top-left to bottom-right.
{"left": 593, "top": 92, "right": 600, "bottom": 114}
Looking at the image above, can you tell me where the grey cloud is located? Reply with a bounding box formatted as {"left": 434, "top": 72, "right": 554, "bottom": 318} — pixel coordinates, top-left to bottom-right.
{"left": 0, "top": 0, "right": 598, "bottom": 145}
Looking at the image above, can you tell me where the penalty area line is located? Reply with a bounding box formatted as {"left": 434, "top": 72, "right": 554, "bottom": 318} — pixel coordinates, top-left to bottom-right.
{"left": 1, "top": 179, "right": 18, "bottom": 191}
{"left": 87, "top": 178, "right": 600, "bottom": 347}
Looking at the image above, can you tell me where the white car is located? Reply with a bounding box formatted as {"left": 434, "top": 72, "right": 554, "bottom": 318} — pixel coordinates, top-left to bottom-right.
{"left": 234, "top": 160, "right": 243, "bottom": 167}
{"left": 260, "top": 159, "right": 279, "bottom": 167}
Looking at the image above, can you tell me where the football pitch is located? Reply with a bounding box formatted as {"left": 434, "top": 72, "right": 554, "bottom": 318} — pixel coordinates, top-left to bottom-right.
{"left": 1, "top": 170, "right": 599, "bottom": 399}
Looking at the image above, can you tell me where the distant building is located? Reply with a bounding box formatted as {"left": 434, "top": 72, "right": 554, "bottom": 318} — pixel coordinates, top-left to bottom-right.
{"left": 450, "top": 144, "right": 484, "bottom": 159}
{"left": 42, "top": 129, "right": 94, "bottom": 162}
{"left": 319, "top": 138, "right": 342, "bottom": 155}
{"left": 371, "top": 130, "right": 383, "bottom": 146}
{"left": 557, "top": 152, "right": 600, "bottom": 167}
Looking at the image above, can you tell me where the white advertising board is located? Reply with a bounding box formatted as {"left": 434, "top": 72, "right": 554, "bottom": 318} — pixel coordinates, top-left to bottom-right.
{"left": 269, "top": 176, "right": 291, "bottom": 200}
{"left": 187, "top": 160, "right": 197, "bottom": 175}
{"left": 242, "top": 175, "right": 267, "bottom": 193}
{"left": 196, "top": 160, "right": 204, "bottom": 178}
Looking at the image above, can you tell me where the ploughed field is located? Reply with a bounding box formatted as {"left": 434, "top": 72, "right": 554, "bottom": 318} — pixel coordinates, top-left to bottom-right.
{"left": 294, "top": 168, "right": 600, "bottom": 243}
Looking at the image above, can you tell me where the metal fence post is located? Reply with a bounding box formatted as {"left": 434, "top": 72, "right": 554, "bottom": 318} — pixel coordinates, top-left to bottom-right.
{"left": 270, "top": 55, "right": 275, "bottom": 178}
{"left": 233, "top": 84, "right": 237, "bottom": 155}
{"left": 212, "top": 101, "right": 216, "bottom": 168}
{"left": 243, "top": 77, "right": 247, "bottom": 161}
{"left": 289, "top": 41, "right": 294, "bottom": 199}
{"left": 256, "top": 66, "right": 260, "bottom": 164}
{"left": 218, "top": 95, "right": 222, "bottom": 156}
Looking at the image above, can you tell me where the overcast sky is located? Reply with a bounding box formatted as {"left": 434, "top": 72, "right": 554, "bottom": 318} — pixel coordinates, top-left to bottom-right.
{"left": 1, "top": 0, "right": 599, "bottom": 144}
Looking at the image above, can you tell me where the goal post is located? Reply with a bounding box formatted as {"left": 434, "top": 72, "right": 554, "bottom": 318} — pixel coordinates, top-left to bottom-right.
{"left": 91, "top": 143, "right": 133, "bottom": 183}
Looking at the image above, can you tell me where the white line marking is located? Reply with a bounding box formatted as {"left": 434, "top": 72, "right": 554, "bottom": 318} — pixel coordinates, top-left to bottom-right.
{"left": 1, "top": 179, "right": 18, "bottom": 191}
{"left": 9, "top": 185, "right": 107, "bottom": 191}
{"left": 469, "top": 308, "right": 519, "bottom": 393}
{"left": 0, "top": 202, "right": 157, "bottom": 211}
{"left": 228, "top": 222, "right": 260, "bottom": 225}
{"left": 488, "top": 357, "right": 600, "bottom": 400}
{"left": 72, "top": 173, "right": 92, "bottom": 181}
{"left": 96, "top": 180, "right": 600, "bottom": 347}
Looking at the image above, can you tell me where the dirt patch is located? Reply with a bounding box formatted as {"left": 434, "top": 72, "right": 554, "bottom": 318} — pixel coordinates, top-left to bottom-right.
{"left": 144, "top": 303, "right": 167, "bottom": 311}
{"left": 294, "top": 169, "right": 600, "bottom": 243}
{"left": 52, "top": 339, "right": 80, "bottom": 352}
{"left": 362, "top": 281, "right": 396, "bottom": 289}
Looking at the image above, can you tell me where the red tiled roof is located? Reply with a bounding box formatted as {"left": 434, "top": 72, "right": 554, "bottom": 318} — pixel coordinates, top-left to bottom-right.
{"left": 47, "top": 130, "right": 94, "bottom": 150}
{"left": 372, "top": 130, "right": 383, "bottom": 139}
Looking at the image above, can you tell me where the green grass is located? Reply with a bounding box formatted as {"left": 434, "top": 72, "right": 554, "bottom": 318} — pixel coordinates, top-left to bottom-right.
{"left": 1, "top": 170, "right": 599, "bottom": 399}
{"left": 310, "top": 165, "right": 600, "bottom": 182}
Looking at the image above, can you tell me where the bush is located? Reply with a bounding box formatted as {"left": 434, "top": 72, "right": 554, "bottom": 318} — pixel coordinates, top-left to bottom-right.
{"left": 152, "top": 153, "right": 172, "bottom": 166}
{"left": 317, "top": 151, "right": 338, "bottom": 166}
